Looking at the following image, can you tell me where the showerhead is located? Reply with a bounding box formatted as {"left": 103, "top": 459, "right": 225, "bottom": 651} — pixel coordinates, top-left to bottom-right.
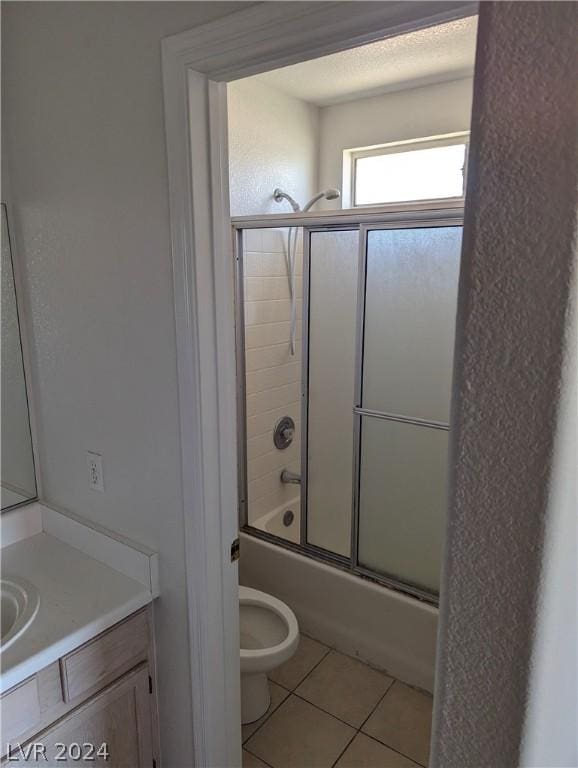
{"left": 273, "top": 187, "right": 341, "bottom": 213}
{"left": 302, "top": 188, "right": 341, "bottom": 212}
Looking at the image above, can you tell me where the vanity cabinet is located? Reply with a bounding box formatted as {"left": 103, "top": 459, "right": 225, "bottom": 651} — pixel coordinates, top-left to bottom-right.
{"left": 1, "top": 607, "right": 158, "bottom": 767}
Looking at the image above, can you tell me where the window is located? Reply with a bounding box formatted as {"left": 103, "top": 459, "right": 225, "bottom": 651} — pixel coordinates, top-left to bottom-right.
{"left": 351, "top": 134, "right": 469, "bottom": 207}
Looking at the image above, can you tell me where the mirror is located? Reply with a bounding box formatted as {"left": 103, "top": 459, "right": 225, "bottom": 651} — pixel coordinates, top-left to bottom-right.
{"left": 1, "top": 203, "right": 37, "bottom": 510}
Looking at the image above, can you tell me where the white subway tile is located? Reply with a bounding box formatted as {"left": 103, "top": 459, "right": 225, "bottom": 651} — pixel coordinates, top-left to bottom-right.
{"left": 245, "top": 276, "right": 291, "bottom": 302}
{"left": 244, "top": 298, "right": 290, "bottom": 325}
{"left": 245, "top": 343, "right": 298, "bottom": 372}
{"left": 245, "top": 321, "right": 301, "bottom": 350}
{"left": 244, "top": 252, "right": 286, "bottom": 278}
{"left": 246, "top": 362, "right": 301, "bottom": 394}
{"left": 246, "top": 382, "right": 301, "bottom": 416}
{"left": 248, "top": 443, "right": 300, "bottom": 482}
{"left": 247, "top": 432, "right": 274, "bottom": 461}
{"left": 243, "top": 229, "right": 262, "bottom": 252}
{"left": 261, "top": 228, "right": 286, "bottom": 253}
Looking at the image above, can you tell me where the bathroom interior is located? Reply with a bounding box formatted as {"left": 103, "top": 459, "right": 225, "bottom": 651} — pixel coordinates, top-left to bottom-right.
{"left": 0, "top": 11, "right": 478, "bottom": 768}
{"left": 2, "top": 2, "right": 576, "bottom": 766}
{"left": 228, "top": 16, "right": 477, "bottom": 768}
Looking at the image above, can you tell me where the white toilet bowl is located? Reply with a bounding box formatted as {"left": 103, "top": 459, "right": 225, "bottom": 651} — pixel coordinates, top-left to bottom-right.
{"left": 239, "top": 586, "right": 299, "bottom": 724}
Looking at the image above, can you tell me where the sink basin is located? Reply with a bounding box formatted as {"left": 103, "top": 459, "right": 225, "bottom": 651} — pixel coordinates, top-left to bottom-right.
{"left": 1, "top": 576, "right": 40, "bottom": 650}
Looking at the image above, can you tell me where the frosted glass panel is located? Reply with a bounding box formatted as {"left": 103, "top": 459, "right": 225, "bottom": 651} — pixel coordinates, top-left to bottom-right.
{"left": 306, "top": 229, "right": 359, "bottom": 556}
{"left": 357, "top": 418, "right": 448, "bottom": 593}
{"left": 362, "top": 226, "right": 461, "bottom": 423}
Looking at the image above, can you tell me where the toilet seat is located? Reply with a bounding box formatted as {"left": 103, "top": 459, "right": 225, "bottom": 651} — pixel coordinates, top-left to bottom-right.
{"left": 240, "top": 586, "right": 298, "bottom": 670}
{"left": 239, "top": 586, "right": 299, "bottom": 723}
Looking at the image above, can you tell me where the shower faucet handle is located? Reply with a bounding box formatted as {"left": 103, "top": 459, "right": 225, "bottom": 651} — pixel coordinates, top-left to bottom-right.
{"left": 273, "top": 416, "right": 295, "bottom": 450}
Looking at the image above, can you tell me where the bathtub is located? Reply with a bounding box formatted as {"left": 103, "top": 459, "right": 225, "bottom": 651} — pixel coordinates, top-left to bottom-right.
{"left": 239, "top": 531, "right": 439, "bottom": 693}
{"left": 250, "top": 498, "right": 300, "bottom": 544}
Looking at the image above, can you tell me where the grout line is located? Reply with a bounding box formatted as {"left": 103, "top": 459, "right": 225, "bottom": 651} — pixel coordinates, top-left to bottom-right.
{"left": 245, "top": 361, "right": 301, "bottom": 375}
{"left": 246, "top": 339, "right": 301, "bottom": 353}
{"left": 357, "top": 676, "right": 396, "bottom": 732}
{"left": 246, "top": 401, "right": 301, "bottom": 421}
{"left": 245, "top": 319, "right": 299, "bottom": 329}
{"left": 242, "top": 745, "right": 275, "bottom": 768}
{"left": 245, "top": 640, "right": 428, "bottom": 768}
{"left": 244, "top": 297, "right": 302, "bottom": 304}
{"left": 269, "top": 636, "right": 331, "bottom": 693}
{"left": 246, "top": 382, "right": 300, "bottom": 398}
{"left": 330, "top": 729, "right": 357, "bottom": 768}
{"left": 290, "top": 643, "right": 332, "bottom": 691}
{"left": 360, "top": 731, "right": 426, "bottom": 768}
{"left": 242, "top": 686, "right": 290, "bottom": 747}
{"left": 245, "top": 275, "right": 304, "bottom": 281}
{"left": 292, "top": 691, "right": 359, "bottom": 731}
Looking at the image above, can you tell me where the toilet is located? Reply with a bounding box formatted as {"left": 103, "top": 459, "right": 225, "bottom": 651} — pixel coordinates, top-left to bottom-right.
{"left": 239, "top": 586, "right": 299, "bottom": 724}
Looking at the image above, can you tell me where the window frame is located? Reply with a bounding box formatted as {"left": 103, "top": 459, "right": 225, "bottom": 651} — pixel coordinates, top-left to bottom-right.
{"left": 350, "top": 132, "right": 470, "bottom": 208}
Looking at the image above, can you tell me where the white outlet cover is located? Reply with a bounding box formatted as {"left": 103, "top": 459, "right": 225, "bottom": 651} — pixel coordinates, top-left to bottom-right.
{"left": 87, "top": 451, "right": 104, "bottom": 492}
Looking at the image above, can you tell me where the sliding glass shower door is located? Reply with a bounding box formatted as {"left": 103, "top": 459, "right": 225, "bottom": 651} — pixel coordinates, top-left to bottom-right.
{"left": 236, "top": 210, "right": 463, "bottom": 602}
{"left": 354, "top": 226, "right": 462, "bottom": 594}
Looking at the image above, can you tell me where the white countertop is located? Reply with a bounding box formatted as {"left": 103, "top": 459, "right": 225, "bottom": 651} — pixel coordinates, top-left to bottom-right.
{"left": 1, "top": 532, "right": 153, "bottom": 692}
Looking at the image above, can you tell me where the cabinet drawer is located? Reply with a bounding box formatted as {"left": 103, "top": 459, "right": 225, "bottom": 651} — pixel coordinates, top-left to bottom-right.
{"left": 60, "top": 610, "right": 148, "bottom": 703}
{"left": 1, "top": 676, "right": 41, "bottom": 754}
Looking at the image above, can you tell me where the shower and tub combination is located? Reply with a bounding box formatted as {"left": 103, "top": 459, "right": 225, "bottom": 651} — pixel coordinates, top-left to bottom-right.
{"left": 234, "top": 190, "right": 463, "bottom": 692}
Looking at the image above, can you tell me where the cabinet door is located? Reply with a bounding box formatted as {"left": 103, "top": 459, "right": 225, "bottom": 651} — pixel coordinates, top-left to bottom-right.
{"left": 5, "top": 666, "right": 153, "bottom": 767}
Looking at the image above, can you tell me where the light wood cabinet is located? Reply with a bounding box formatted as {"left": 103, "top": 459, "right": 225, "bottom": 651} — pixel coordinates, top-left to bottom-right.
{"left": 6, "top": 666, "right": 152, "bottom": 767}
{"left": 1, "top": 607, "right": 158, "bottom": 768}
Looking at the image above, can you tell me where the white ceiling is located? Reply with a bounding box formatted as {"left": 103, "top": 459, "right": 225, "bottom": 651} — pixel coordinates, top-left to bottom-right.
{"left": 254, "top": 16, "right": 478, "bottom": 106}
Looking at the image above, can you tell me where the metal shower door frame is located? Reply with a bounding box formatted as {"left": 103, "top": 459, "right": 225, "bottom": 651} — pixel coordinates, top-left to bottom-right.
{"left": 233, "top": 203, "right": 463, "bottom": 606}
{"left": 351, "top": 220, "right": 462, "bottom": 602}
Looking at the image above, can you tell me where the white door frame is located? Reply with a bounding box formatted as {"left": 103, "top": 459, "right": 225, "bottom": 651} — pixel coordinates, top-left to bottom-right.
{"left": 161, "top": 3, "right": 476, "bottom": 765}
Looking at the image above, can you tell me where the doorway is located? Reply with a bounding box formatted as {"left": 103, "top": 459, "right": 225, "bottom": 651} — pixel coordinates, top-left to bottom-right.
{"left": 161, "top": 3, "right": 477, "bottom": 765}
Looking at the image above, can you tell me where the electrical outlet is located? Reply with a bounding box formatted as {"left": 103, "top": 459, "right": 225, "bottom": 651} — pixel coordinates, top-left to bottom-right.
{"left": 87, "top": 451, "right": 104, "bottom": 492}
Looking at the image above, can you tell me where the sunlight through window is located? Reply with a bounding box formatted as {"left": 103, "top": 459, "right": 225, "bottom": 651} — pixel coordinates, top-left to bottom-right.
{"left": 354, "top": 139, "right": 467, "bottom": 206}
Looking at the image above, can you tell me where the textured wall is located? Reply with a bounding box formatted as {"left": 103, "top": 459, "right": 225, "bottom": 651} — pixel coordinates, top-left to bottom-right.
{"left": 228, "top": 78, "right": 319, "bottom": 216}
{"left": 432, "top": 3, "right": 578, "bottom": 766}
{"left": 1, "top": 3, "right": 250, "bottom": 766}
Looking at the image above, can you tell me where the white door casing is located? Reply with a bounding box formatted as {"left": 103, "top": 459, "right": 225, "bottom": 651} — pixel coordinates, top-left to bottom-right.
{"left": 161, "top": 3, "right": 476, "bottom": 766}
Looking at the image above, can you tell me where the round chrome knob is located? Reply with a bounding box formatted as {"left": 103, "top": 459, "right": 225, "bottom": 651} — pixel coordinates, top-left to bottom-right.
{"left": 273, "top": 416, "right": 295, "bottom": 450}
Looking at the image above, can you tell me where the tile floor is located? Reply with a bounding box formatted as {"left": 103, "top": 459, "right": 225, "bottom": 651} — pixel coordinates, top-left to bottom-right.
{"left": 242, "top": 634, "right": 433, "bottom": 768}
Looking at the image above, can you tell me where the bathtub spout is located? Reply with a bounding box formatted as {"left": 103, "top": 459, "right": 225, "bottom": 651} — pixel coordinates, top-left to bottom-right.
{"left": 280, "top": 469, "right": 301, "bottom": 485}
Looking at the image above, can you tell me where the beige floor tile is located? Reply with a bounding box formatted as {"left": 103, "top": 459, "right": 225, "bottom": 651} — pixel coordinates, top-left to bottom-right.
{"left": 242, "top": 749, "right": 270, "bottom": 768}
{"left": 269, "top": 634, "right": 330, "bottom": 690}
{"left": 362, "top": 681, "right": 433, "bottom": 766}
{"left": 295, "top": 650, "right": 393, "bottom": 728}
{"left": 246, "top": 694, "right": 355, "bottom": 768}
{"left": 242, "top": 682, "right": 290, "bottom": 742}
{"left": 335, "top": 733, "right": 421, "bottom": 768}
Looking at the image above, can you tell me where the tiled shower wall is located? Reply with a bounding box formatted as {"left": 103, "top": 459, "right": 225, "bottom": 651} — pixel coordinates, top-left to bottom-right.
{"left": 243, "top": 228, "right": 303, "bottom": 524}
